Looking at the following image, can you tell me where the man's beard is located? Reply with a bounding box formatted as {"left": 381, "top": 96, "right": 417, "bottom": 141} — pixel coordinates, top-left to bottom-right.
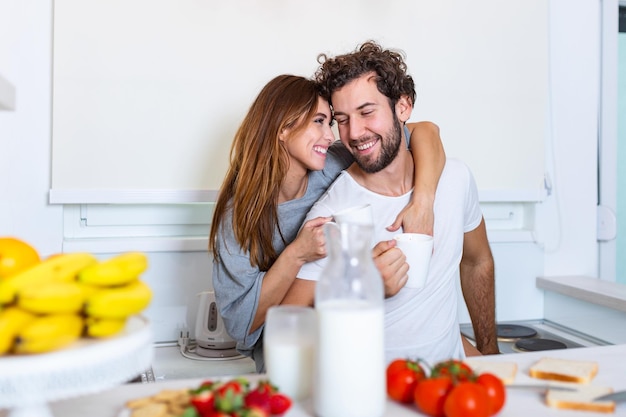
{"left": 353, "top": 115, "right": 403, "bottom": 174}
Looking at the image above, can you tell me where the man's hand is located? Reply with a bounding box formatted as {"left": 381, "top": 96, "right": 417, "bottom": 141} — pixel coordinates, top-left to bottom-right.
{"left": 372, "top": 239, "right": 409, "bottom": 297}
{"left": 462, "top": 335, "right": 484, "bottom": 357}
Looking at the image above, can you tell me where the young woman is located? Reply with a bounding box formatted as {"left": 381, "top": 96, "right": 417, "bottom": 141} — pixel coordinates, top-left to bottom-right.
{"left": 209, "top": 74, "right": 445, "bottom": 372}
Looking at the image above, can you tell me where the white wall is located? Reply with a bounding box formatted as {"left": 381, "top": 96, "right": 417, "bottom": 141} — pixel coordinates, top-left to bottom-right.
{"left": 0, "top": 1, "right": 63, "bottom": 256}
{"left": 50, "top": 0, "right": 548, "bottom": 200}
{"left": 0, "top": 0, "right": 606, "bottom": 342}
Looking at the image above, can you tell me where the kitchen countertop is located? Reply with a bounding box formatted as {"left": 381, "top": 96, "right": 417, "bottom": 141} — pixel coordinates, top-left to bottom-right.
{"left": 537, "top": 275, "right": 626, "bottom": 313}
{"left": 150, "top": 342, "right": 255, "bottom": 381}
{"left": 5, "top": 343, "right": 621, "bottom": 417}
{"left": 538, "top": 275, "right": 626, "bottom": 345}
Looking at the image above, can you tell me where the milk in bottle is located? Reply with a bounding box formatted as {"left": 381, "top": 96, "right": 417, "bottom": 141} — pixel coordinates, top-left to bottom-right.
{"left": 313, "top": 218, "right": 385, "bottom": 417}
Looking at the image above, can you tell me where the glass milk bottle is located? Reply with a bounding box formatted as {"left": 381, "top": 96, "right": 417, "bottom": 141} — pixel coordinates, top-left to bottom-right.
{"left": 313, "top": 220, "right": 385, "bottom": 417}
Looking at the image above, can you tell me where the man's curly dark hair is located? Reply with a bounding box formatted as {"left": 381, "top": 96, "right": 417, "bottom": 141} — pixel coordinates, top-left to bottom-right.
{"left": 314, "top": 40, "right": 416, "bottom": 110}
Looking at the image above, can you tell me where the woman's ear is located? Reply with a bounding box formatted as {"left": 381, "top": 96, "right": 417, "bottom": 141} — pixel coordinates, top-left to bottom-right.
{"left": 395, "top": 95, "right": 413, "bottom": 124}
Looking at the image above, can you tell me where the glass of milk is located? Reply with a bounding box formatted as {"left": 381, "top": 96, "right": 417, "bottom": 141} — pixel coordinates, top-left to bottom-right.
{"left": 263, "top": 305, "right": 316, "bottom": 401}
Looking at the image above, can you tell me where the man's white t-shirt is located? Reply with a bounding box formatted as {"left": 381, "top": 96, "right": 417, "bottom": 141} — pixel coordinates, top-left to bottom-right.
{"left": 297, "top": 158, "right": 483, "bottom": 365}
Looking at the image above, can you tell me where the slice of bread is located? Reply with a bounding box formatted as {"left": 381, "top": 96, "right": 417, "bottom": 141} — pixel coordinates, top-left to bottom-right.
{"left": 465, "top": 359, "right": 518, "bottom": 384}
{"left": 546, "top": 385, "right": 615, "bottom": 413}
{"left": 529, "top": 357, "right": 598, "bottom": 384}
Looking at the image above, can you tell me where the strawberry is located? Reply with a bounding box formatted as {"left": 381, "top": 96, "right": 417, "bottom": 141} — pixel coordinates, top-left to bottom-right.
{"left": 255, "top": 380, "right": 278, "bottom": 394}
{"left": 244, "top": 388, "right": 271, "bottom": 413}
{"left": 269, "top": 393, "right": 292, "bottom": 415}
{"left": 244, "top": 379, "right": 277, "bottom": 412}
{"left": 216, "top": 379, "right": 248, "bottom": 397}
{"left": 186, "top": 377, "right": 290, "bottom": 417}
{"left": 199, "top": 380, "right": 217, "bottom": 388}
{"left": 190, "top": 386, "right": 216, "bottom": 416}
{"left": 214, "top": 385, "right": 245, "bottom": 413}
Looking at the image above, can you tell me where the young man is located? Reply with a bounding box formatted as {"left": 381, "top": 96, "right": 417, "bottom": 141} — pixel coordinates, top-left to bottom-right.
{"left": 284, "top": 41, "right": 498, "bottom": 364}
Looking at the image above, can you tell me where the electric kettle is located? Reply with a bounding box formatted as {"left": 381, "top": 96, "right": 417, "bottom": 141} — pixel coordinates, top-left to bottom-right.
{"left": 194, "top": 290, "right": 239, "bottom": 358}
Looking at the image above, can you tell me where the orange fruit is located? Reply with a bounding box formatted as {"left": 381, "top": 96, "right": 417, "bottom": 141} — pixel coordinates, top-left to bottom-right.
{"left": 0, "top": 237, "right": 41, "bottom": 279}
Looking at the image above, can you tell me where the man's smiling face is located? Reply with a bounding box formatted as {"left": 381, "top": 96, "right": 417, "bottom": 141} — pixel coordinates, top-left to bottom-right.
{"left": 331, "top": 72, "right": 403, "bottom": 174}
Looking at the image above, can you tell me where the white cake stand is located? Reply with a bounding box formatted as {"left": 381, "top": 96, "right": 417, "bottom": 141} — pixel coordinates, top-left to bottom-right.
{"left": 0, "top": 315, "right": 153, "bottom": 417}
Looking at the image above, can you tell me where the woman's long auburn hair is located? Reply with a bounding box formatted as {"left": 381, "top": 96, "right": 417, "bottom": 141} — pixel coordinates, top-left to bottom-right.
{"left": 209, "top": 75, "right": 322, "bottom": 271}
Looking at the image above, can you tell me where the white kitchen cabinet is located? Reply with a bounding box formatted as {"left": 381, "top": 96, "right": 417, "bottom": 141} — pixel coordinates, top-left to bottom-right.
{"left": 0, "top": 73, "right": 15, "bottom": 111}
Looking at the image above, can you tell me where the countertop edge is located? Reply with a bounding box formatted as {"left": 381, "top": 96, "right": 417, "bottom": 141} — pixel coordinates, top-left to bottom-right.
{"left": 537, "top": 275, "right": 626, "bottom": 313}
{"left": 39, "top": 343, "right": 626, "bottom": 417}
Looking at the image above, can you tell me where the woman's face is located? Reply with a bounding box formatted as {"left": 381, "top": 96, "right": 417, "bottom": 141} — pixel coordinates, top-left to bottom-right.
{"left": 282, "top": 97, "right": 335, "bottom": 175}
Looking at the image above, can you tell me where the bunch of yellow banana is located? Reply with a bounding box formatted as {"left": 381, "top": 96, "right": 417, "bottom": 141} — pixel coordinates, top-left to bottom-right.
{"left": 0, "top": 252, "right": 98, "bottom": 305}
{"left": 0, "top": 251, "right": 152, "bottom": 356}
{"left": 79, "top": 252, "right": 152, "bottom": 338}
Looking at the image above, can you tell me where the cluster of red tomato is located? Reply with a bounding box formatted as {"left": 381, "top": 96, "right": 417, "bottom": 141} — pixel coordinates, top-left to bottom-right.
{"left": 188, "top": 378, "right": 292, "bottom": 417}
{"left": 386, "top": 359, "right": 506, "bottom": 417}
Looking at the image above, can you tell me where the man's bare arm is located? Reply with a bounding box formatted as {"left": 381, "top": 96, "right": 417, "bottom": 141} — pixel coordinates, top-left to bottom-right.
{"left": 460, "top": 218, "right": 499, "bottom": 354}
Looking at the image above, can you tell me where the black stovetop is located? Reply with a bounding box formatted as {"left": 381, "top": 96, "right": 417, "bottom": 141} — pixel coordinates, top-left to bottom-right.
{"left": 459, "top": 319, "right": 610, "bottom": 354}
